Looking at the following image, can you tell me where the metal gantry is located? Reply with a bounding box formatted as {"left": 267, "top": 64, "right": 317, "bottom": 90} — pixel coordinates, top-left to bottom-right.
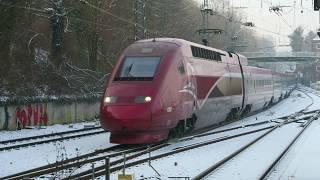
{"left": 197, "top": 0, "right": 223, "bottom": 46}
{"left": 50, "top": 0, "right": 65, "bottom": 50}
{"left": 134, "top": 0, "right": 147, "bottom": 40}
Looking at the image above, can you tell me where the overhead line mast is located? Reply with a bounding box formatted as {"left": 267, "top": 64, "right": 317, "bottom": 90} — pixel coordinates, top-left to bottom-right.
{"left": 197, "top": 0, "right": 223, "bottom": 46}
{"left": 134, "top": 0, "right": 147, "bottom": 40}
{"left": 200, "top": 0, "right": 211, "bottom": 45}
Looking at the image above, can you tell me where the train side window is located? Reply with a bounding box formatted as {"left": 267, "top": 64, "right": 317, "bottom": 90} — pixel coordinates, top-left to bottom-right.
{"left": 212, "top": 52, "right": 216, "bottom": 60}
{"left": 206, "top": 49, "right": 210, "bottom": 60}
{"left": 191, "top": 46, "right": 196, "bottom": 56}
{"left": 217, "top": 53, "right": 221, "bottom": 61}
{"left": 201, "top": 48, "right": 205, "bottom": 59}
{"left": 199, "top": 48, "right": 202, "bottom": 59}
{"left": 209, "top": 51, "right": 213, "bottom": 60}
{"left": 194, "top": 47, "right": 197, "bottom": 57}
{"left": 197, "top": 48, "right": 201, "bottom": 58}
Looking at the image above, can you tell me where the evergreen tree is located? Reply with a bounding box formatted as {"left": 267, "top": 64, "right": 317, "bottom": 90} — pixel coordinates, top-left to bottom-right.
{"left": 288, "top": 26, "right": 304, "bottom": 52}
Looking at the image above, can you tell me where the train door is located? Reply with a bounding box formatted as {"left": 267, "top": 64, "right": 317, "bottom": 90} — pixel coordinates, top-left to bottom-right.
{"left": 242, "top": 67, "right": 250, "bottom": 108}
{"left": 272, "top": 72, "right": 278, "bottom": 102}
{"left": 226, "top": 56, "right": 242, "bottom": 114}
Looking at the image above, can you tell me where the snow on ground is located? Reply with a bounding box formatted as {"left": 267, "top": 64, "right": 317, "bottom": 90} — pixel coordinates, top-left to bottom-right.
{"left": 207, "top": 123, "right": 303, "bottom": 180}
{"left": 0, "top": 120, "right": 100, "bottom": 142}
{"left": 1, "top": 88, "right": 320, "bottom": 179}
{"left": 268, "top": 118, "right": 320, "bottom": 180}
{"left": 111, "top": 130, "right": 269, "bottom": 179}
{"left": 0, "top": 133, "right": 114, "bottom": 177}
{"left": 0, "top": 120, "right": 114, "bottom": 178}
{"left": 204, "top": 90, "right": 313, "bottom": 135}
{"left": 107, "top": 88, "right": 320, "bottom": 179}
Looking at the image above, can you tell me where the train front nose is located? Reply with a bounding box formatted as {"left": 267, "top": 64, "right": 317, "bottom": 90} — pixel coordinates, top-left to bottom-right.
{"left": 100, "top": 103, "right": 152, "bottom": 131}
{"left": 100, "top": 96, "right": 168, "bottom": 144}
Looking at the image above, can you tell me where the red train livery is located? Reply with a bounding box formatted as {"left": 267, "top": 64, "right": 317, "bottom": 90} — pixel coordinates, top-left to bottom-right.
{"left": 100, "top": 38, "right": 296, "bottom": 144}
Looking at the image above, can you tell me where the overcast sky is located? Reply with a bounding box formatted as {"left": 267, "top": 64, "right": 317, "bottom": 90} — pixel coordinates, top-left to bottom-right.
{"left": 237, "top": 0, "right": 318, "bottom": 43}
{"left": 196, "top": 0, "right": 320, "bottom": 51}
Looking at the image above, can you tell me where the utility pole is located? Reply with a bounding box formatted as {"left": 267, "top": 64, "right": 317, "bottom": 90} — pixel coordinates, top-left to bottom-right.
{"left": 134, "top": 0, "right": 147, "bottom": 40}
{"left": 313, "top": 0, "right": 320, "bottom": 37}
{"left": 199, "top": 0, "right": 212, "bottom": 46}
{"left": 201, "top": 0, "right": 210, "bottom": 45}
{"left": 294, "top": 0, "right": 296, "bottom": 29}
{"left": 197, "top": 0, "right": 223, "bottom": 46}
{"left": 50, "top": 0, "right": 65, "bottom": 66}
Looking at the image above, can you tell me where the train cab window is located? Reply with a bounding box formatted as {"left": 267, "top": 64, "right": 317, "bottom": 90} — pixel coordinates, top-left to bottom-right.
{"left": 114, "top": 56, "right": 161, "bottom": 81}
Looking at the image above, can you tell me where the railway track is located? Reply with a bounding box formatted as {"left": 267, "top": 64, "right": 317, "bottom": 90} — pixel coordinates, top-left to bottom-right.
{"left": 259, "top": 113, "right": 320, "bottom": 180}
{"left": 183, "top": 102, "right": 318, "bottom": 143}
{"left": 181, "top": 113, "right": 315, "bottom": 142}
{"left": 66, "top": 127, "right": 274, "bottom": 179}
{"left": 186, "top": 89, "right": 313, "bottom": 141}
{"left": 3, "top": 88, "right": 316, "bottom": 179}
{"left": 0, "top": 127, "right": 105, "bottom": 152}
{"left": 192, "top": 112, "right": 320, "bottom": 180}
{"left": 1, "top": 117, "right": 293, "bottom": 179}
{"left": 0, "top": 126, "right": 102, "bottom": 145}
{"left": 66, "top": 112, "right": 319, "bottom": 179}
{"left": 191, "top": 89, "right": 319, "bottom": 180}
{"left": 193, "top": 113, "right": 319, "bottom": 180}
{"left": 1, "top": 144, "right": 168, "bottom": 180}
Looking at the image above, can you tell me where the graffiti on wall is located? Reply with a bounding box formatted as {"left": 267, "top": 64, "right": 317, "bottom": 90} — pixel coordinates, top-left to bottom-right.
{"left": 15, "top": 104, "right": 48, "bottom": 128}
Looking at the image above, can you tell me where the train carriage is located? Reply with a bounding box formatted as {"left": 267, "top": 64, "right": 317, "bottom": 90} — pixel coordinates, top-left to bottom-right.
{"left": 100, "top": 38, "right": 296, "bottom": 144}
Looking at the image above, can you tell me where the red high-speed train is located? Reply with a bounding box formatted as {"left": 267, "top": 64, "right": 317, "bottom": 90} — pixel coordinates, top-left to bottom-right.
{"left": 100, "top": 38, "right": 296, "bottom": 144}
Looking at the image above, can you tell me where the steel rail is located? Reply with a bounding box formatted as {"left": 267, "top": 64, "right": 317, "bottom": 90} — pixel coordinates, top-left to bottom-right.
{"left": 259, "top": 112, "right": 320, "bottom": 180}
{"left": 192, "top": 110, "right": 317, "bottom": 179}
{"left": 65, "top": 143, "right": 169, "bottom": 179}
{"left": 0, "top": 126, "right": 102, "bottom": 145}
{"left": 1, "top": 145, "right": 122, "bottom": 180}
{"left": 0, "top": 130, "right": 106, "bottom": 152}
{"left": 2, "top": 144, "right": 156, "bottom": 180}
{"left": 73, "top": 88, "right": 317, "bottom": 179}
{"left": 70, "top": 126, "right": 277, "bottom": 179}
{"left": 183, "top": 111, "right": 319, "bottom": 142}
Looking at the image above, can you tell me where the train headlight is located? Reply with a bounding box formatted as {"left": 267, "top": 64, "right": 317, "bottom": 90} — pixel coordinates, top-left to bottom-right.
{"left": 104, "top": 96, "right": 117, "bottom": 104}
{"left": 144, "top": 96, "right": 152, "bottom": 102}
{"left": 135, "top": 96, "right": 152, "bottom": 103}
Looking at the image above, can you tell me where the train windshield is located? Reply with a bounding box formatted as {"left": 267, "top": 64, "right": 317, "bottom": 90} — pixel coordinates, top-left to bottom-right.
{"left": 114, "top": 57, "right": 161, "bottom": 81}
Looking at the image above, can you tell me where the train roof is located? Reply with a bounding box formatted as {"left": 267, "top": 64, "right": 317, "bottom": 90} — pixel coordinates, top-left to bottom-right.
{"left": 136, "top": 38, "right": 248, "bottom": 65}
{"left": 136, "top": 38, "right": 225, "bottom": 54}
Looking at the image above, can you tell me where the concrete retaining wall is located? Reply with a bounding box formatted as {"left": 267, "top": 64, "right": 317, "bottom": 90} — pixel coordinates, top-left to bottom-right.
{"left": 0, "top": 101, "right": 100, "bottom": 130}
